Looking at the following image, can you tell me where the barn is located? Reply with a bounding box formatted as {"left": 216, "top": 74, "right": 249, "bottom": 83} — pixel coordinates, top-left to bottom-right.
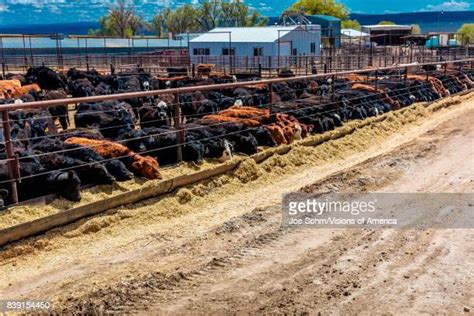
{"left": 189, "top": 25, "right": 321, "bottom": 66}
{"left": 361, "top": 25, "right": 413, "bottom": 46}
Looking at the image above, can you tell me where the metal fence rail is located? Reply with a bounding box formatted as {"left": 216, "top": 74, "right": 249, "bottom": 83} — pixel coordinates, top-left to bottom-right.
{"left": 2, "top": 46, "right": 473, "bottom": 77}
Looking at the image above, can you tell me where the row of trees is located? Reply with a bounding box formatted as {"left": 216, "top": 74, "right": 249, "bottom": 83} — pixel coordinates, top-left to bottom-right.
{"left": 89, "top": 0, "right": 474, "bottom": 45}
{"left": 89, "top": 0, "right": 268, "bottom": 37}
{"left": 90, "top": 0, "right": 363, "bottom": 37}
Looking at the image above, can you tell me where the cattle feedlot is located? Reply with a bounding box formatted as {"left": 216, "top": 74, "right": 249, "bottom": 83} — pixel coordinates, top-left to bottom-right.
{"left": 0, "top": 55, "right": 473, "bottom": 314}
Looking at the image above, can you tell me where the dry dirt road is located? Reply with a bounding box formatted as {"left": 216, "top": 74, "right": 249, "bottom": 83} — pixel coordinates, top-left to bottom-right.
{"left": 1, "top": 95, "right": 473, "bottom": 315}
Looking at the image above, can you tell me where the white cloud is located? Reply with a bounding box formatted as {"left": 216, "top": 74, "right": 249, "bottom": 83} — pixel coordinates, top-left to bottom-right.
{"left": 6, "top": 0, "right": 66, "bottom": 4}
{"left": 0, "top": 3, "right": 9, "bottom": 12}
{"left": 49, "top": 4, "right": 61, "bottom": 13}
{"left": 423, "top": 0, "right": 470, "bottom": 11}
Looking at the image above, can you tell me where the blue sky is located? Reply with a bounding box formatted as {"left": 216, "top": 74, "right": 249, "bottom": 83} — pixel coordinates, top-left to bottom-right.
{"left": 0, "top": 0, "right": 473, "bottom": 25}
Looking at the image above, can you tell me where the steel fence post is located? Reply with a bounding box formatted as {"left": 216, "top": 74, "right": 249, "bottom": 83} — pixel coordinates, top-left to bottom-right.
{"left": 174, "top": 93, "right": 184, "bottom": 163}
{"left": 2, "top": 110, "right": 19, "bottom": 204}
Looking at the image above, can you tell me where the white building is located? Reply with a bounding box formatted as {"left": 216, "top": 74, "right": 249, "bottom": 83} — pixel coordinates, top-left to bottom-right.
{"left": 341, "top": 29, "right": 371, "bottom": 46}
{"left": 189, "top": 25, "right": 321, "bottom": 59}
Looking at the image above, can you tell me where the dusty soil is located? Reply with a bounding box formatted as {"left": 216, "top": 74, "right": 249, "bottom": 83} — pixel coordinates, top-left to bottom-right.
{"left": 0, "top": 93, "right": 473, "bottom": 315}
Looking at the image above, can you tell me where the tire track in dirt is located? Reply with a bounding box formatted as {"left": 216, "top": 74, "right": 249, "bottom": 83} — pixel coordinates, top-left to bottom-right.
{"left": 133, "top": 104, "right": 473, "bottom": 315}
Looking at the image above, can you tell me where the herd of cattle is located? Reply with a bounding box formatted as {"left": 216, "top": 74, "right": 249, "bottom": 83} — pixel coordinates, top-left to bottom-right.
{"left": 0, "top": 65, "right": 472, "bottom": 205}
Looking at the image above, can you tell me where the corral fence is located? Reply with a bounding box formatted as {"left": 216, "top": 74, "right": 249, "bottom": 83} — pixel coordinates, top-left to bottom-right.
{"left": 1, "top": 33, "right": 473, "bottom": 77}
{"left": 1, "top": 59, "right": 472, "bottom": 206}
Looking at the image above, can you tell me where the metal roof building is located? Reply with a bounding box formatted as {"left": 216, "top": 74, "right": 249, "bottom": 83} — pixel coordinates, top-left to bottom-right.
{"left": 341, "top": 29, "right": 371, "bottom": 46}
{"left": 361, "top": 24, "right": 413, "bottom": 46}
{"left": 268, "top": 13, "right": 341, "bottom": 48}
{"left": 189, "top": 25, "right": 321, "bottom": 58}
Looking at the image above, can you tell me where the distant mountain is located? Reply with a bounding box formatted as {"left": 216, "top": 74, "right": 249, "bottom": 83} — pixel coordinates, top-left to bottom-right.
{"left": 351, "top": 11, "right": 474, "bottom": 32}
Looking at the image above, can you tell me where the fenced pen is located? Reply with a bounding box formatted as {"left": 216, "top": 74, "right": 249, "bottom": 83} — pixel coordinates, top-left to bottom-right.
{"left": 0, "top": 59, "right": 472, "bottom": 204}
{"left": 1, "top": 33, "right": 473, "bottom": 77}
{"left": 0, "top": 58, "right": 472, "bottom": 246}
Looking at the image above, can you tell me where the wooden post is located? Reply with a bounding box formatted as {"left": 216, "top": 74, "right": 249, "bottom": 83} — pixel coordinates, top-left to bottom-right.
{"left": 174, "top": 93, "right": 184, "bottom": 162}
{"left": 2, "top": 110, "right": 19, "bottom": 204}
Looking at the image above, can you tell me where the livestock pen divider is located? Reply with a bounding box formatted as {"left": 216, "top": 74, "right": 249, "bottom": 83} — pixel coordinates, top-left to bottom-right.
{"left": 0, "top": 58, "right": 473, "bottom": 205}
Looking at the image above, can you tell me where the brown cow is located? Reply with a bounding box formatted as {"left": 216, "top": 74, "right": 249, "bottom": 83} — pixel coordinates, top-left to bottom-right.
{"left": 197, "top": 63, "right": 214, "bottom": 77}
{"left": 407, "top": 75, "right": 450, "bottom": 97}
{"left": 64, "top": 137, "right": 162, "bottom": 180}
{"left": 352, "top": 83, "right": 401, "bottom": 110}
{"left": 0, "top": 79, "right": 22, "bottom": 99}
{"left": 266, "top": 124, "right": 287, "bottom": 145}
{"left": 10, "top": 83, "right": 42, "bottom": 99}
{"left": 201, "top": 114, "right": 262, "bottom": 127}
{"left": 219, "top": 106, "right": 270, "bottom": 121}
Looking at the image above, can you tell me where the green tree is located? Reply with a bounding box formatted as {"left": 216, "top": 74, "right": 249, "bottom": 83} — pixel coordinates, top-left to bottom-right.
{"left": 341, "top": 19, "right": 361, "bottom": 30}
{"left": 151, "top": 0, "right": 268, "bottom": 36}
{"left": 411, "top": 24, "right": 421, "bottom": 34}
{"left": 151, "top": 5, "right": 199, "bottom": 37}
{"left": 378, "top": 21, "right": 396, "bottom": 25}
{"left": 457, "top": 24, "right": 474, "bottom": 44}
{"left": 195, "top": 0, "right": 222, "bottom": 31}
{"left": 90, "top": 0, "right": 145, "bottom": 38}
{"left": 289, "top": 0, "right": 349, "bottom": 20}
{"left": 221, "top": 1, "right": 268, "bottom": 27}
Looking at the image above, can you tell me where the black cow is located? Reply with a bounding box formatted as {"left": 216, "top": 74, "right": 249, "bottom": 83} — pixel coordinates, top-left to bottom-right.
{"left": 26, "top": 66, "right": 67, "bottom": 90}
{"left": 75, "top": 101, "right": 136, "bottom": 139}
{"left": 43, "top": 89, "right": 69, "bottom": 130}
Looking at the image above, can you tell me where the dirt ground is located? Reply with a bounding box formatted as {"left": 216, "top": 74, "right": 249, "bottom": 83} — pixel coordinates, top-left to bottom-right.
{"left": 0, "top": 93, "right": 473, "bottom": 315}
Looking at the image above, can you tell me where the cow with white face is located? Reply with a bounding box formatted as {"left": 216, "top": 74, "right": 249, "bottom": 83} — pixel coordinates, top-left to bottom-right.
{"left": 157, "top": 100, "right": 169, "bottom": 121}
{"left": 138, "top": 99, "right": 169, "bottom": 128}
{"left": 217, "top": 140, "right": 234, "bottom": 163}
{"left": 233, "top": 99, "right": 244, "bottom": 107}
{"left": 292, "top": 123, "right": 303, "bottom": 141}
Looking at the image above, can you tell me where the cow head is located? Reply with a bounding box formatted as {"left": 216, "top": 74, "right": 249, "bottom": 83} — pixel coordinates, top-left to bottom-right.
{"left": 233, "top": 99, "right": 244, "bottom": 107}
{"left": 292, "top": 123, "right": 303, "bottom": 141}
{"left": 54, "top": 171, "right": 81, "bottom": 202}
{"left": 217, "top": 140, "right": 234, "bottom": 163}
{"left": 165, "top": 81, "right": 172, "bottom": 89}
{"left": 143, "top": 81, "right": 150, "bottom": 91}
{"left": 105, "top": 160, "right": 133, "bottom": 182}
{"left": 91, "top": 163, "right": 115, "bottom": 185}
{"left": 0, "top": 189, "right": 9, "bottom": 208}
{"left": 131, "top": 155, "right": 162, "bottom": 180}
{"left": 254, "top": 126, "right": 277, "bottom": 147}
